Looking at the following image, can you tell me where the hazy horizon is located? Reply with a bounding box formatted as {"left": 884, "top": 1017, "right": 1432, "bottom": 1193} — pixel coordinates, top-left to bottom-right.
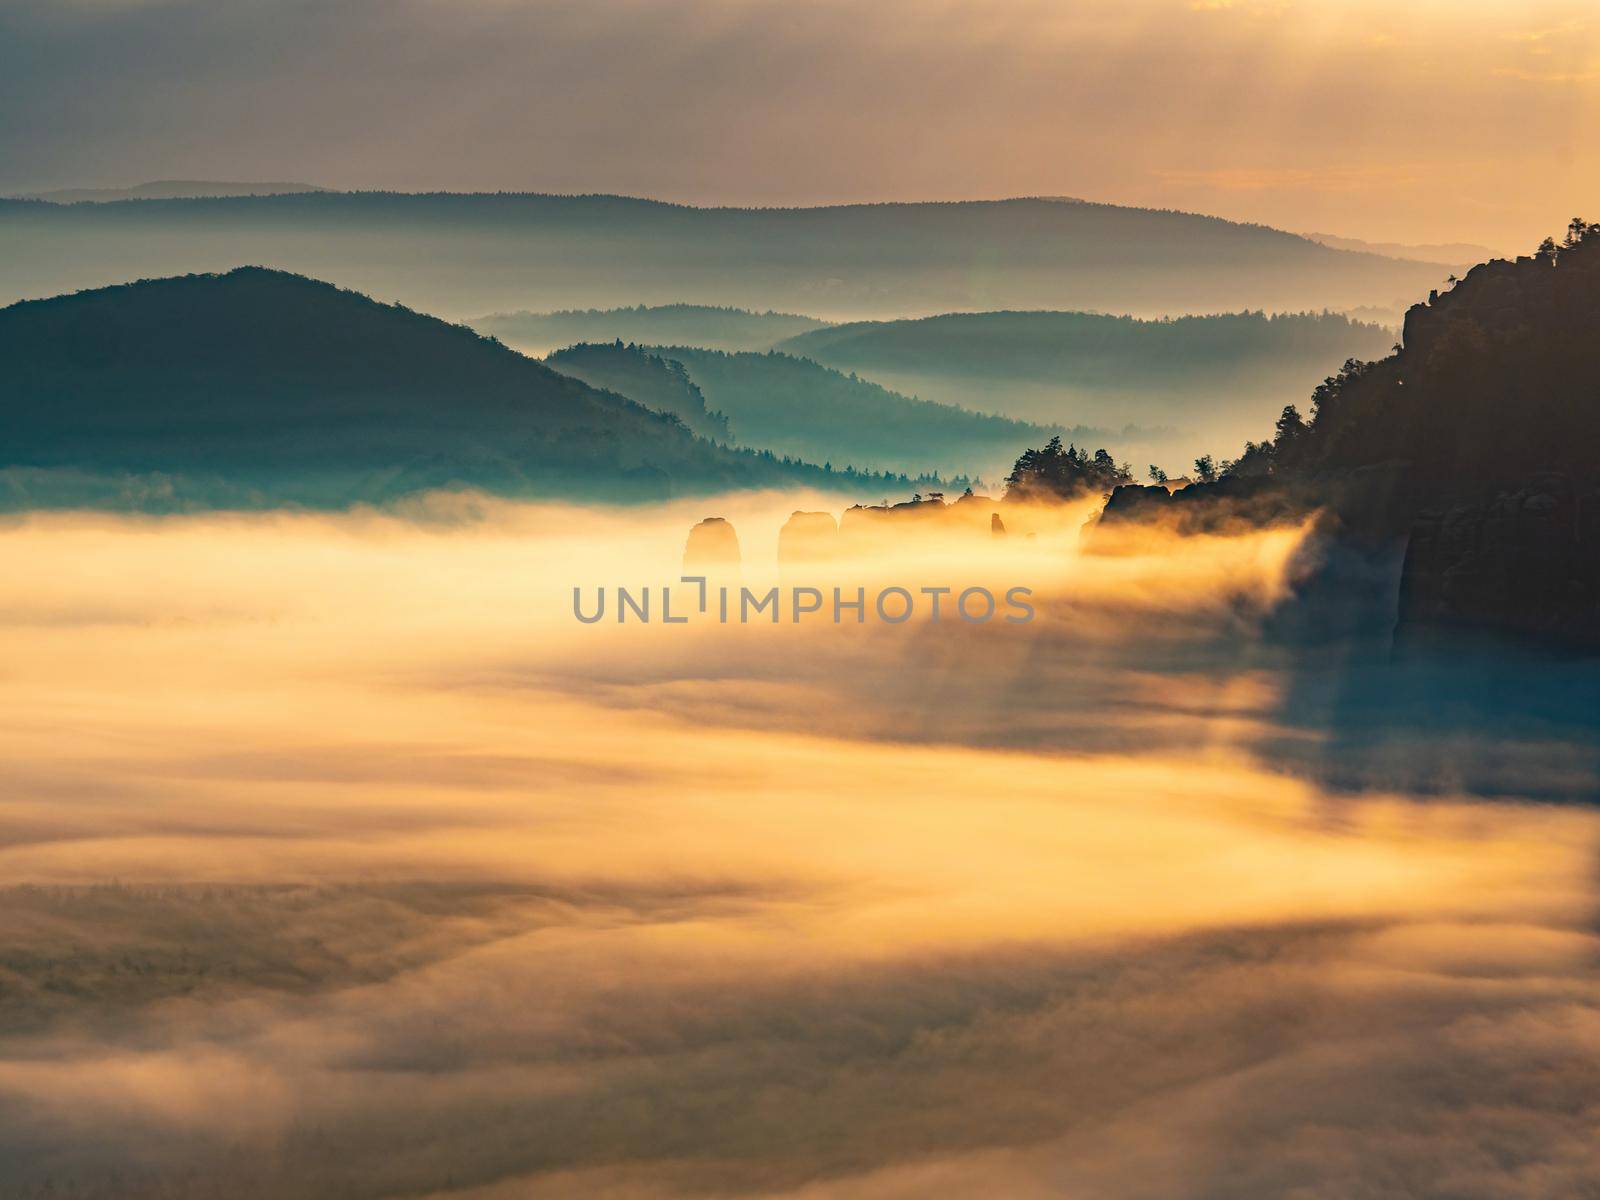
{"left": 0, "top": 184, "right": 1516, "bottom": 264}
{"left": 4, "top": 496, "right": 1597, "bottom": 1197}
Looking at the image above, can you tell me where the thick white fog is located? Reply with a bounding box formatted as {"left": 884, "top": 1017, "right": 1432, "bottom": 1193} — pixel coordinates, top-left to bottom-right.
{"left": 0, "top": 495, "right": 1595, "bottom": 1197}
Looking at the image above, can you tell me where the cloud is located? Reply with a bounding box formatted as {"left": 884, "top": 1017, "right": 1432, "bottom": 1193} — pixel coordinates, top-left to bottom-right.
{"left": 1493, "top": 64, "right": 1600, "bottom": 84}
{"left": 1507, "top": 19, "right": 1591, "bottom": 43}
{"left": 5, "top": 905, "right": 1600, "bottom": 1197}
{"left": 1188, "top": 0, "right": 1291, "bottom": 16}
{"left": 0, "top": 500, "right": 1597, "bottom": 1195}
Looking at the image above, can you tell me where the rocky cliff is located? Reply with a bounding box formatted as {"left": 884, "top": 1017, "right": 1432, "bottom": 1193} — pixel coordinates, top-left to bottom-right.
{"left": 1397, "top": 474, "right": 1600, "bottom": 650}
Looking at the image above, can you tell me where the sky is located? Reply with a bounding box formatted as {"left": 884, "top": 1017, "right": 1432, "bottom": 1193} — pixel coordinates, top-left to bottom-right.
{"left": 1, "top": 0, "right": 1595, "bottom": 252}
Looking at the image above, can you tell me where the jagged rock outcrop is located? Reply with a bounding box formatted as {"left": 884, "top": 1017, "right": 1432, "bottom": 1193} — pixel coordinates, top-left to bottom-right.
{"left": 951, "top": 490, "right": 1006, "bottom": 536}
{"left": 1096, "top": 484, "right": 1177, "bottom": 526}
{"left": 683, "top": 517, "right": 741, "bottom": 571}
{"left": 1089, "top": 476, "right": 1310, "bottom": 545}
{"left": 841, "top": 495, "right": 943, "bottom": 529}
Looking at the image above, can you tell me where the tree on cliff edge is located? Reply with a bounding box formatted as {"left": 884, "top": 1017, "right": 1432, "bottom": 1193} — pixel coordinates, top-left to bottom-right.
{"left": 1006, "top": 436, "right": 1132, "bottom": 499}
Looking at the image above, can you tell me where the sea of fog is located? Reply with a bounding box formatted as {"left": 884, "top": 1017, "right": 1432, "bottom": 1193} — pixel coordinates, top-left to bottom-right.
{"left": 0, "top": 492, "right": 1596, "bottom": 1199}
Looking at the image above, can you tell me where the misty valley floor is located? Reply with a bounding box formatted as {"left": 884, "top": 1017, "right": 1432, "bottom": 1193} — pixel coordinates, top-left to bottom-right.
{"left": 1, "top": 496, "right": 1598, "bottom": 1200}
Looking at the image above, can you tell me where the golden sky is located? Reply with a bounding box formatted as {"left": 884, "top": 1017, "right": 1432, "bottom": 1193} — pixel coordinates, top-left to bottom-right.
{"left": 2, "top": 1, "right": 1595, "bottom": 256}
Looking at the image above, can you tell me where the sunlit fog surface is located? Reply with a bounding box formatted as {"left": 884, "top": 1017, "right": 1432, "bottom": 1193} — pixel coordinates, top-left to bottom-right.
{"left": 1, "top": 494, "right": 1597, "bottom": 1198}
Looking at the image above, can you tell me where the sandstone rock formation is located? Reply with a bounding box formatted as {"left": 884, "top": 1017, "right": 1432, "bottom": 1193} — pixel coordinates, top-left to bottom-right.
{"left": 683, "top": 517, "right": 741, "bottom": 572}
{"left": 777, "top": 511, "right": 839, "bottom": 565}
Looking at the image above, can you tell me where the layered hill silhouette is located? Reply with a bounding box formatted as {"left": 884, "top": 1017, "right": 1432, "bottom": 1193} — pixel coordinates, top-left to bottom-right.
{"left": 1298, "top": 231, "right": 1495, "bottom": 273}
{"left": 546, "top": 338, "right": 1053, "bottom": 481}
{"left": 11, "top": 180, "right": 329, "bottom": 204}
{"left": 629, "top": 343, "right": 1077, "bottom": 481}
{"left": 544, "top": 342, "right": 733, "bottom": 442}
{"left": 474, "top": 304, "right": 830, "bottom": 355}
{"left": 0, "top": 193, "right": 1448, "bottom": 319}
{"left": 0, "top": 269, "right": 925, "bottom": 509}
{"left": 775, "top": 308, "right": 1395, "bottom": 468}
{"left": 778, "top": 309, "right": 1395, "bottom": 387}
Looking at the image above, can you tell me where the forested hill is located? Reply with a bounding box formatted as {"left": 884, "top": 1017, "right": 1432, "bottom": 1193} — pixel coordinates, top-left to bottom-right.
{"left": 777, "top": 310, "right": 1397, "bottom": 386}
{"left": 475, "top": 304, "right": 830, "bottom": 354}
{"left": 0, "top": 269, "right": 921, "bottom": 509}
{"left": 1120, "top": 223, "right": 1600, "bottom": 648}
{"left": 1322, "top": 233, "right": 1600, "bottom": 498}
{"left": 0, "top": 193, "right": 1449, "bottom": 318}
{"left": 545, "top": 342, "right": 733, "bottom": 442}
{"left": 635, "top": 344, "right": 1080, "bottom": 481}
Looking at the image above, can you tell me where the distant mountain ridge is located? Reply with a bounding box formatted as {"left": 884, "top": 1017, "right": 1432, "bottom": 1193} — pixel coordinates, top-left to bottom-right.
{"left": 475, "top": 304, "right": 831, "bottom": 354}
{"left": 0, "top": 268, "right": 929, "bottom": 509}
{"left": 1300, "top": 231, "right": 1497, "bottom": 270}
{"left": 13, "top": 180, "right": 329, "bottom": 203}
{"left": 777, "top": 309, "right": 1394, "bottom": 381}
{"left": 0, "top": 192, "right": 1452, "bottom": 319}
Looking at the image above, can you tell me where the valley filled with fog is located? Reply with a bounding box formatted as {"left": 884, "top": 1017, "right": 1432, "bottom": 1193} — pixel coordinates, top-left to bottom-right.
{"left": 1, "top": 498, "right": 1596, "bottom": 1198}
